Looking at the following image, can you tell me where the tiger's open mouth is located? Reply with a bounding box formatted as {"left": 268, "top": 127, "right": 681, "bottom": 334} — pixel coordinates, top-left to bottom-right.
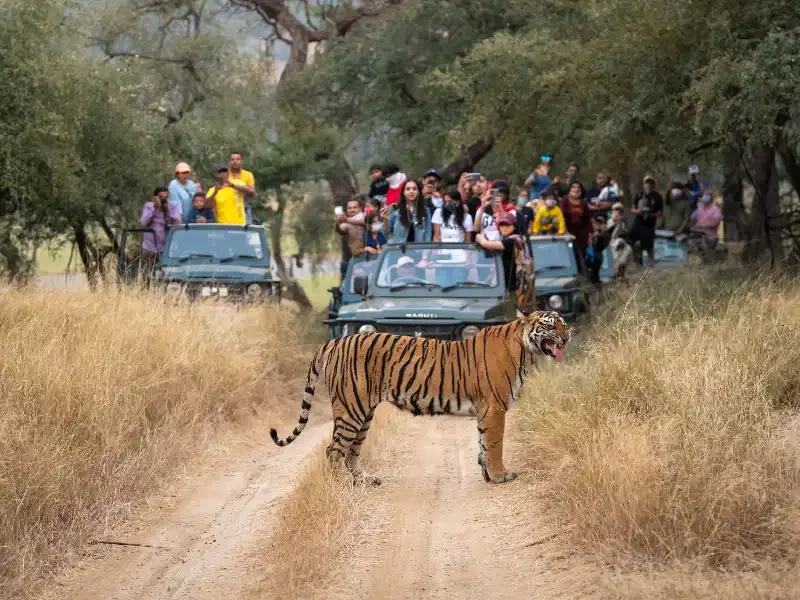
{"left": 541, "top": 340, "right": 566, "bottom": 362}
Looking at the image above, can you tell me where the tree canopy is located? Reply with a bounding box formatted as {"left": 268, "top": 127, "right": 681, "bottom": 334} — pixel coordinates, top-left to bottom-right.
{"left": 2, "top": 0, "right": 800, "bottom": 281}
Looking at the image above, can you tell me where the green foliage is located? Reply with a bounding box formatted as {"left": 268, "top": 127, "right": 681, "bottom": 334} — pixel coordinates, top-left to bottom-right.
{"left": 0, "top": 0, "right": 167, "bottom": 241}
{"left": 288, "top": 0, "right": 800, "bottom": 180}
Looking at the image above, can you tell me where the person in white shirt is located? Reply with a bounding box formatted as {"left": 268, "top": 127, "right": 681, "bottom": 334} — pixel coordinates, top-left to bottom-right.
{"left": 432, "top": 190, "right": 474, "bottom": 242}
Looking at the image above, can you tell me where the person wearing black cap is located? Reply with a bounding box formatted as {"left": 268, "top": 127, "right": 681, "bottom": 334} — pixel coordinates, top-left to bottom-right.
{"left": 630, "top": 174, "right": 663, "bottom": 267}
{"left": 422, "top": 168, "right": 443, "bottom": 214}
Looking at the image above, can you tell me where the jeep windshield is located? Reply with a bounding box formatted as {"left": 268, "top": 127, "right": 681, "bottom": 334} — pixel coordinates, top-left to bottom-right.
{"left": 166, "top": 229, "right": 266, "bottom": 262}
{"left": 532, "top": 241, "right": 578, "bottom": 275}
{"left": 375, "top": 246, "right": 500, "bottom": 291}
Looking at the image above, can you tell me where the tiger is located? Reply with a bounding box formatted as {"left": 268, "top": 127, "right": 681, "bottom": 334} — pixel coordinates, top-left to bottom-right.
{"left": 269, "top": 310, "right": 572, "bottom": 485}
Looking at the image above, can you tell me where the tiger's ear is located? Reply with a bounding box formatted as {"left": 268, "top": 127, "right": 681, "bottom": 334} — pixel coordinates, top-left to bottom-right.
{"left": 516, "top": 309, "right": 528, "bottom": 320}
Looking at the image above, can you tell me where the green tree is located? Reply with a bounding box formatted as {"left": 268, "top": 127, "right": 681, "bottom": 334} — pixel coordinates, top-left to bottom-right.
{"left": 0, "top": 0, "right": 168, "bottom": 284}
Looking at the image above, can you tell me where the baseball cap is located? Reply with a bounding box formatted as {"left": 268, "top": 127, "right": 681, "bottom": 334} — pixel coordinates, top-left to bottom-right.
{"left": 215, "top": 164, "right": 229, "bottom": 173}
{"left": 688, "top": 164, "right": 700, "bottom": 175}
{"left": 397, "top": 256, "right": 415, "bottom": 267}
{"left": 423, "top": 168, "right": 441, "bottom": 179}
{"left": 490, "top": 179, "right": 510, "bottom": 192}
{"left": 497, "top": 213, "right": 516, "bottom": 226}
{"left": 643, "top": 174, "right": 656, "bottom": 184}
{"left": 175, "top": 161, "right": 192, "bottom": 174}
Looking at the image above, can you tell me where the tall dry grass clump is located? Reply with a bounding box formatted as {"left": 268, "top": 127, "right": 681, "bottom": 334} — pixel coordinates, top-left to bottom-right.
{"left": 518, "top": 273, "right": 800, "bottom": 574}
{"left": 0, "top": 288, "right": 314, "bottom": 597}
{"left": 252, "top": 404, "right": 409, "bottom": 599}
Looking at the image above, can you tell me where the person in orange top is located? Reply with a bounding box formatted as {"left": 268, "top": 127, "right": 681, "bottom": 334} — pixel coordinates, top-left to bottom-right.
{"left": 228, "top": 151, "right": 256, "bottom": 223}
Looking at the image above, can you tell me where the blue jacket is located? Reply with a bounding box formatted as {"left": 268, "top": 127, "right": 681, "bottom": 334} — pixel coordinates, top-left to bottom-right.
{"left": 386, "top": 207, "right": 432, "bottom": 243}
{"left": 187, "top": 207, "right": 215, "bottom": 223}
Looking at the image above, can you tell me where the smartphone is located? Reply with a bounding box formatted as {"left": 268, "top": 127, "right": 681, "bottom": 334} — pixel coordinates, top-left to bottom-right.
{"left": 467, "top": 172, "right": 481, "bottom": 180}
{"left": 490, "top": 189, "right": 501, "bottom": 201}
{"left": 334, "top": 206, "right": 344, "bottom": 216}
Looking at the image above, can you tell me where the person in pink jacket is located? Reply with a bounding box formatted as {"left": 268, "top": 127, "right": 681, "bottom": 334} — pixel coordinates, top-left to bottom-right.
{"left": 689, "top": 192, "right": 722, "bottom": 249}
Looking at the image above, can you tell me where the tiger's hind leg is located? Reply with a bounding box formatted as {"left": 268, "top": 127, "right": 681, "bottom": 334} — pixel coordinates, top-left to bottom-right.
{"left": 345, "top": 409, "right": 381, "bottom": 486}
{"left": 477, "top": 406, "right": 517, "bottom": 484}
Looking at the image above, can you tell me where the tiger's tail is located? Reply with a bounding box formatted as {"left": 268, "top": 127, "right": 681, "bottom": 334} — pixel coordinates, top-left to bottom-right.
{"left": 269, "top": 344, "right": 326, "bottom": 447}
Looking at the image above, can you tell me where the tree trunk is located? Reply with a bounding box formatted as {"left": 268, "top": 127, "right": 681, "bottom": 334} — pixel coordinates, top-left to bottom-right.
{"left": 438, "top": 136, "right": 497, "bottom": 186}
{"left": 721, "top": 141, "right": 745, "bottom": 243}
{"left": 776, "top": 129, "right": 800, "bottom": 197}
{"left": 270, "top": 194, "right": 313, "bottom": 310}
{"left": 73, "top": 222, "right": 99, "bottom": 290}
{"left": 748, "top": 144, "right": 784, "bottom": 264}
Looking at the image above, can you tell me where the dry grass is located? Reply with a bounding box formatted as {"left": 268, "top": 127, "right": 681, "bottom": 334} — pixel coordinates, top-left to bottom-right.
{"left": 251, "top": 403, "right": 409, "bottom": 599}
{"left": 0, "top": 288, "right": 315, "bottom": 597}
{"left": 517, "top": 269, "right": 800, "bottom": 595}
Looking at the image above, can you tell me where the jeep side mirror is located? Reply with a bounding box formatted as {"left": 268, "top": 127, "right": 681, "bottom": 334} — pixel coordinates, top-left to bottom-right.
{"left": 353, "top": 275, "right": 368, "bottom": 297}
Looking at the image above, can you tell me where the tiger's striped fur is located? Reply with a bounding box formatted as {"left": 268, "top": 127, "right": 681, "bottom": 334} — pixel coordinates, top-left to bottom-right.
{"left": 269, "top": 310, "right": 571, "bottom": 485}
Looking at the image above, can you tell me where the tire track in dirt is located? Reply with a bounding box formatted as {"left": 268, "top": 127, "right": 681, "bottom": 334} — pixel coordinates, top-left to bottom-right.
{"left": 54, "top": 420, "right": 331, "bottom": 600}
{"left": 320, "top": 415, "right": 599, "bottom": 600}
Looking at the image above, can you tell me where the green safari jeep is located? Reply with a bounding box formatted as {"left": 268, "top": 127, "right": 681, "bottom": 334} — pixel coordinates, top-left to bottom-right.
{"left": 325, "top": 241, "right": 536, "bottom": 341}
{"left": 117, "top": 223, "right": 281, "bottom": 303}
{"left": 529, "top": 234, "right": 592, "bottom": 320}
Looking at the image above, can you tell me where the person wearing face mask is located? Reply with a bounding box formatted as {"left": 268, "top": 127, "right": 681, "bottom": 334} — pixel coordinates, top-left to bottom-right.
{"left": 689, "top": 191, "right": 722, "bottom": 250}
{"left": 516, "top": 189, "right": 536, "bottom": 232}
{"left": 432, "top": 189, "right": 473, "bottom": 242}
{"left": 533, "top": 189, "right": 566, "bottom": 235}
{"left": 359, "top": 212, "right": 388, "bottom": 256}
{"left": 666, "top": 181, "right": 692, "bottom": 235}
{"left": 630, "top": 175, "right": 664, "bottom": 267}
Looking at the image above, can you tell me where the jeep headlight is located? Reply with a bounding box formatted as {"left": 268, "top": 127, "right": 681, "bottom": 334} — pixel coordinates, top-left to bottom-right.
{"left": 548, "top": 294, "right": 563, "bottom": 309}
{"left": 247, "top": 283, "right": 263, "bottom": 297}
{"left": 166, "top": 282, "right": 182, "bottom": 296}
{"left": 461, "top": 325, "right": 480, "bottom": 340}
{"left": 358, "top": 324, "right": 376, "bottom": 334}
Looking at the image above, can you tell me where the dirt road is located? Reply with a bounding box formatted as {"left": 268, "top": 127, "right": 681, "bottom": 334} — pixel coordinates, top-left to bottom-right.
{"left": 53, "top": 420, "right": 333, "bottom": 600}
{"left": 319, "top": 416, "right": 596, "bottom": 600}
{"left": 52, "top": 414, "right": 595, "bottom": 600}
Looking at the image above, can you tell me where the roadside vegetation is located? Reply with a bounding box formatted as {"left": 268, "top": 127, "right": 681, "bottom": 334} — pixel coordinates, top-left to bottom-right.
{"left": 0, "top": 288, "right": 316, "bottom": 597}
{"left": 517, "top": 268, "right": 800, "bottom": 596}
{"left": 250, "top": 404, "right": 410, "bottom": 599}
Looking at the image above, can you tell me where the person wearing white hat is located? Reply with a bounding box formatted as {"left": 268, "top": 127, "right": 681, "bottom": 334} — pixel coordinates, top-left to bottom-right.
{"left": 168, "top": 161, "right": 199, "bottom": 220}
{"left": 686, "top": 164, "right": 702, "bottom": 209}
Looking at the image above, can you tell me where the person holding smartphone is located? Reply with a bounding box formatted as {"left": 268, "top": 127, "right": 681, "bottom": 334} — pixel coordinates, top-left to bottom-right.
{"left": 524, "top": 155, "right": 553, "bottom": 201}
{"left": 475, "top": 179, "right": 525, "bottom": 242}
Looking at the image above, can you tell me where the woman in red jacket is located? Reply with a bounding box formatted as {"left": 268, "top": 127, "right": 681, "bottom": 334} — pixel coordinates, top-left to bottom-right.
{"left": 560, "top": 182, "right": 592, "bottom": 253}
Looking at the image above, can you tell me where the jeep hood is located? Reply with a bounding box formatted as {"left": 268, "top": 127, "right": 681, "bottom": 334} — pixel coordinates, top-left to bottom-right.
{"left": 336, "top": 296, "right": 511, "bottom": 322}
{"left": 535, "top": 275, "right": 582, "bottom": 294}
{"left": 160, "top": 264, "right": 271, "bottom": 282}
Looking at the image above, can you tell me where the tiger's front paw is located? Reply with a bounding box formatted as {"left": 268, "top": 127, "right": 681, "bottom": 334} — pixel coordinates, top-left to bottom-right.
{"left": 489, "top": 471, "right": 518, "bottom": 484}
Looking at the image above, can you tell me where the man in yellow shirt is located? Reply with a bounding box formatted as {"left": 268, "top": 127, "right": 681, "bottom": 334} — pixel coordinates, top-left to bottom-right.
{"left": 229, "top": 151, "right": 256, "bottom": 224}
{"left": 206, "top": 165, "right": 246, "bottom": 224}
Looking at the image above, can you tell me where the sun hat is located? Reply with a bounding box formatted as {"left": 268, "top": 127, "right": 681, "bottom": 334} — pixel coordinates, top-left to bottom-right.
{"left": 175, "top": 161, "right": 192, "bottom": 174}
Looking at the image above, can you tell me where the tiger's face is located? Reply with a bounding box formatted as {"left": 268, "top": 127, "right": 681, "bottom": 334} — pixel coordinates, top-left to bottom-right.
{"left": 517, "top": 310, "right": 572, "bottom": 362}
